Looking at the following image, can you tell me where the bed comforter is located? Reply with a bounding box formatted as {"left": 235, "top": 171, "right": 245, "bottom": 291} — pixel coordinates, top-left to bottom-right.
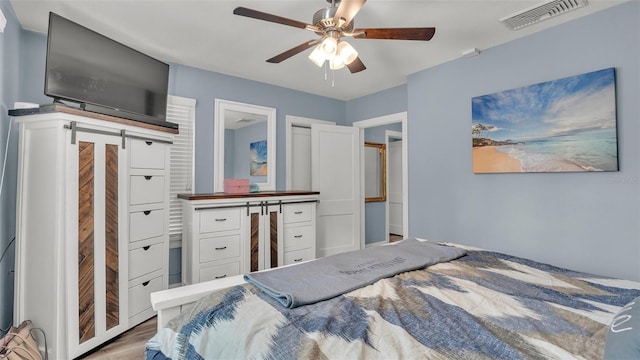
{"left": 145, "top": 244, "right": 640, "bottom": 359}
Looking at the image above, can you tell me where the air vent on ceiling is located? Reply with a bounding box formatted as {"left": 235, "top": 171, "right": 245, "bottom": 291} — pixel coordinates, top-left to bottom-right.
{"left": 500, "top": 0, "right": 589, "bottom": 31}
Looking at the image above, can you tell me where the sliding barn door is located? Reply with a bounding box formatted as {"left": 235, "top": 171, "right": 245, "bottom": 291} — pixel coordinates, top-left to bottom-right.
{"left": 311, "top": 124, "right": 361, "bottom": 257}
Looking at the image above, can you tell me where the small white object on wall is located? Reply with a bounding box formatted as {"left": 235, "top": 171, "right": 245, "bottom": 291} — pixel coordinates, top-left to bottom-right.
{"left": 462, "top": 48, "right": 481, "bottom": 58}
{"left": 0, "top": 9, "right": 6, "bottom": 33}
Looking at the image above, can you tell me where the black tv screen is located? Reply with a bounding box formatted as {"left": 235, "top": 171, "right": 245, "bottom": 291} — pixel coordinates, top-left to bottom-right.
{"left": 45, "top": 12, "right": 173, "bottom": 128}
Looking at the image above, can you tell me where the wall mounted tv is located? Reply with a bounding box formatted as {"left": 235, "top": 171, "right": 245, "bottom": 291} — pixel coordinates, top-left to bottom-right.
{"left": 44, "top": 12, "right": 176, "bottom": 129}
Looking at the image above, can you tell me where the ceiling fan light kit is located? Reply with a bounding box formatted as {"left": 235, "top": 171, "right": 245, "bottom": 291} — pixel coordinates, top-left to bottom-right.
{"left": 233, "top": 0, "right": 436, "bottom": 75}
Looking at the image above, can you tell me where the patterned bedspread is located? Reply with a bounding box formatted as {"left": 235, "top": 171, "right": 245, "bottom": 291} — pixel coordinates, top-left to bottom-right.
{"left": 145, "top": 244, "right": 640, "bottom": 359}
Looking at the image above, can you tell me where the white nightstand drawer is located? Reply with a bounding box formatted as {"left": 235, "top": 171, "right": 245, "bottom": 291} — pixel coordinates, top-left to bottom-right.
{"left": 129, "top": 243, "right": 163, "bottom": 280}
{"left": 199, "top": 262, "right": 240, "bottom": 282}
{"left": 200, "top": 235, "right": 240, "bottom": 263}
{"left": 199, "top": 208, "right": 241, "bottom": 233}
{"left": 283, "top": 225, "right": 314, "bottom": 252}
{"left": 283, "top": 203, "right": 313, "bottom": 224}
{"left": 129, "top": 275, "right": 163, "bottom": 317}
{"left": 129, "top": 209, "right": 164, "bottom": 242}
{"left": 130, "top": 140, "right": 166, "bottom": 170}
{"left": 130, "top": 175, "right": 165, "bottom": 205}
{"left": 283, "top": 248, "right": 315, "bottom": 266}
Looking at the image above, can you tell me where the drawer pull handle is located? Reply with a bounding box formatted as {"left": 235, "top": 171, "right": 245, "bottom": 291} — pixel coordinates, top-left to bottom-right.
{"left": 143, "top": 246, "right": 150, "bottom": 251}
{"left": 294, "top": 235, "right": 303, "bottom": 239}
{"left": 142, "top": 281, "right": 150, "bottom": 286}
{"left": 215, "top": 218, "right": 227, "bottom": 222}
{"left": 143, "top": 210, "right": 151, "bottom": 215}
{"left": 145, "top": 141, "right": 153, "bottom": 146}
{"left": 215, "top": 274, "right": 227, "bottom": 279}
{"left": 294, "top": 211, "right": 303, "bottom": 215}
{"left": 294, "top": 258, "right": 303, "bottom": 262}
{"left": 144, "top": 175, "right": 152, "bottom": 180}
{"left": 215, "top": 246, "right": 227, "bottom": 251}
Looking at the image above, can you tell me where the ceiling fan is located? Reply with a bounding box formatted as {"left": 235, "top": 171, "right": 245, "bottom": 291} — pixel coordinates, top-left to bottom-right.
{"left": 233, "top": 0, "right": 436, "bottom": 74}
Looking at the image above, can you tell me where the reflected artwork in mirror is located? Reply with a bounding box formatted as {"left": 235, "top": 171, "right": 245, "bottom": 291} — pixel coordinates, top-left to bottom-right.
{"left": 214, "top": 99, "right": 276, "bottom": 192}
{"left": 364, "top": 142, "right": 386, "bottom": 202}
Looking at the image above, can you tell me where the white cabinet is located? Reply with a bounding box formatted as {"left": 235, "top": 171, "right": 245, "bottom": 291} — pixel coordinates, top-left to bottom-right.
{"left": 12, "top": 108, "right": 175, "bottom": 359}
{"left": 180, "top": 192, "right": 319, "bottom": 285}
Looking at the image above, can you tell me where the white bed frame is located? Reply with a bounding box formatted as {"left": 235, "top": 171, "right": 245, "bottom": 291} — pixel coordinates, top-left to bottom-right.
{"left": 151, "top": 275, "right": 247, "bottom": 330}
{"left": 150, "top": 240, "right": 411, "bottom": 331}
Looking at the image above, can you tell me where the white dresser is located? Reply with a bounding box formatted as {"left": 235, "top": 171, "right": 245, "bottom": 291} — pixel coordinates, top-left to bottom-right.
{"left": 179, "top": 192, "right": 319, "bottom": 285}
{"left": 11, "top": 105, "right": 176, "bottom": 359}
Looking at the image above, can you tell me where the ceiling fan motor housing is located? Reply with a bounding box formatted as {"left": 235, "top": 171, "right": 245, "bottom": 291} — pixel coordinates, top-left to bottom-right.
{"left": 312, "top": 6, "right": 354, "bottom": 35}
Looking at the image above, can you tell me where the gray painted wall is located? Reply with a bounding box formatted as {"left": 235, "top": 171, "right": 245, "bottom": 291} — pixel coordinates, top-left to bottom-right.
{"left": 407, "top": 1, "right": 640, "bottom": 282}
{"left": 0, "top": 0, "right": 22, "bottom": 334}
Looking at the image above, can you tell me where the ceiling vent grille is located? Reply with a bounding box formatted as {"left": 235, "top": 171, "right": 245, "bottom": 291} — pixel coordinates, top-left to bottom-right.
{"left": 500, "top": 0, "right": 589, "bottom": 30}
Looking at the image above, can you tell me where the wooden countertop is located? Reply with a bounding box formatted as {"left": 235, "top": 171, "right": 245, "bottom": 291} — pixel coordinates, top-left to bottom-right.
{"left": 9, "top": 103, "right": 179, "bottom": 134}
{"left": 178, "top": 191, "right": 320, "bottom": 201}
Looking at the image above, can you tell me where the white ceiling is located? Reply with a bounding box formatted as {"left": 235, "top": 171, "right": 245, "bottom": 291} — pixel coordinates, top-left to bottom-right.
{"left": 9, "top": 0, "right": 625, "bottom": 101}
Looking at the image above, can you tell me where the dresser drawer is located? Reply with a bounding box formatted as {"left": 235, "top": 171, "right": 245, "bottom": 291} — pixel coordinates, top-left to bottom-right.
{"left": 130, "top": 175, "right": 165, "bottom": 205}
{"left": 128, "top": 275, "right": 163, "bottom": 317}
{"left": 129, "top": 208, "right": 164, "bottom": 242}
{"left": 283, "top": 203, "right": 313, "bottom": 224}
{"left": 283, "top": 248, "right": 315, "bottom": 266}
{"left": 199, "top": 208, "right": 241, "bottom": 233}
{"left": 129, "top": 243, "right": 163, "bottom": 280}
{"left": 130, "top": 140, "right": 166, "bottom": 170}
{"left": 283, "top": 225, "right": 314, "bottom": 252}
{"left": 199, "top": 262, "right": 240, "bottom": 282}
{"left": 199, "top": 235, "right": 240, "bottom": 263}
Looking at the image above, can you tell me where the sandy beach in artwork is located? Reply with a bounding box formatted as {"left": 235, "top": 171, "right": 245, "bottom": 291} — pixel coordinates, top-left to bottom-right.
{"left": 473, "top": 146, "right": 522, "bottom": 173}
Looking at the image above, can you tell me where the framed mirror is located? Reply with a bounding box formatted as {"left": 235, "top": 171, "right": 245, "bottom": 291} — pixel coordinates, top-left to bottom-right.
{"left": 214, "top": 99, "right": 276, "bottom": 193}
{"left": 364, "top": 142, "right": 386, "bottom": 202}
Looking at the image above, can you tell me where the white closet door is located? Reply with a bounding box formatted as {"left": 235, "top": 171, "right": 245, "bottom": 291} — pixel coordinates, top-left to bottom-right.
{"left": 311, "top": 124, "right": 361, "bottom": 257}
{"left": 290, "top": 126, "right": 312, "bottom": 190}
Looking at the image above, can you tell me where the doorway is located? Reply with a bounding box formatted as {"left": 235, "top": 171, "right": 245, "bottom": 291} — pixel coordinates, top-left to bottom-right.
{"left": 353, "top": 112, "right": 408, "bottom": 248}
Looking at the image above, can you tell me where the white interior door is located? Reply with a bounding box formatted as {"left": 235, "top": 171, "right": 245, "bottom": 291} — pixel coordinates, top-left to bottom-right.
{"left": 388, "top": 138, "right": 403, "bottom": 236}
{"left": 311, "top": 124, "right": 361, "bottom": 257}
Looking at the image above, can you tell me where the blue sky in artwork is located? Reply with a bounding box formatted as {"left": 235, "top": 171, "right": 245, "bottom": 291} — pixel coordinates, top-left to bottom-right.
{"left": 250, "top": 140, "right": 267, "bottom": 163}
{"left": 472, "top": 68, "right": 616, "bottom": 141}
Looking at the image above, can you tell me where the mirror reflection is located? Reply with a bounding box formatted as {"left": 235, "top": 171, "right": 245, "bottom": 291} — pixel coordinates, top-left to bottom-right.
{"left": 223, "top": 110, "right": 268, "bottom": 183}
{"left": 214, "top": 99, "right": 276, "bottom": 193}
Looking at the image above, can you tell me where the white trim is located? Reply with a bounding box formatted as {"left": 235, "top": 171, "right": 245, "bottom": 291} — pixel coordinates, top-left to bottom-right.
{"left": 214, "top": 99, "right": 276, "bottom": 192}
{"left": 352, "top": 112, "right": 409, "bottom": 249}
{"left": 285, "top": 115, "right": 335, "bottom": 191}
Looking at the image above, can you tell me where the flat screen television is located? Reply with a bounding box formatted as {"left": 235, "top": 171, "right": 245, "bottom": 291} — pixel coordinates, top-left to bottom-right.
{"left": 44, "top": 12, "right": 175, "bottom": 129}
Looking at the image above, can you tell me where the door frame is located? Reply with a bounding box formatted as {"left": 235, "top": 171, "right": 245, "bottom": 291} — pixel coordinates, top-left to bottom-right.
{"left": 285, "top": 115, "right": 335, "bottom": 190}
{"left": 352, "top": 112, "right": 408, "bottom": 248}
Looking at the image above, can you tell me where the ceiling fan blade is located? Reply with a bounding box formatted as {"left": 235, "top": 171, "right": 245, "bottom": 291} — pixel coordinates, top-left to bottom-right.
{"left": 266, "top": 40, "right": 320, "bottom": 63}
{"left": 353, "top": 27, "right": 436, "bottom": 41}
{"left": 333, "top": 0, "right": 367, "bottom": 28}
{"left": 347, "top": 57, "right": 366, "bottom": 73}
{"left": 234, "top": 7, "right": 312, "bottom": 30}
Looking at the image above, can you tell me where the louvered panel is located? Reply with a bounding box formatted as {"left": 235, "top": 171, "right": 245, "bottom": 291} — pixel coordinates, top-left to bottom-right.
{"left": 166, "top": 96, "right": 195, "bottom": 245}
{"left": 500, "top": 0, "right": 588, "bottom": 30}
{"left": 78, "top": 141, "right": 95, "bottom": 344}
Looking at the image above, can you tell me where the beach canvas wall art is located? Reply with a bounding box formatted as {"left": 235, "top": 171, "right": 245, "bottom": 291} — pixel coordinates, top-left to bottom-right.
{"left": 472, "top": 68, "right": 618, "bottom": 173}
{"left": 250, "top": 140, "right": 268, "bottom": 176}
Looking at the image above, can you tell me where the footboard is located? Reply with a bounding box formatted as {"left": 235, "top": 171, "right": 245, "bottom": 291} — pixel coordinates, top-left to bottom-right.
{"left": 150, "top": 275, "right": 247, "bottom": 330}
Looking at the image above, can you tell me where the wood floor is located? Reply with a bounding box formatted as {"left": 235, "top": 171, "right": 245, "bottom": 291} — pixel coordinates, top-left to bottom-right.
{"left": 79, "top": 317, "right": 156, "bottom": 359}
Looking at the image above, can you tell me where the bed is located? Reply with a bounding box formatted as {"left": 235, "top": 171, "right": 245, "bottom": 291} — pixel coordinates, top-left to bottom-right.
{"left": 145, "top": 239, "right": 640, "bottom": 359}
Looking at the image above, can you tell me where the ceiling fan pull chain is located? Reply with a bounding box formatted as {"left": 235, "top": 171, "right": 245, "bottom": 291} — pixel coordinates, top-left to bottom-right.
{"left": 324, "top": 61, "right": 328, "bottom": 81}
{"left": 332, "top": 68, "right": 335, "bottom": 87}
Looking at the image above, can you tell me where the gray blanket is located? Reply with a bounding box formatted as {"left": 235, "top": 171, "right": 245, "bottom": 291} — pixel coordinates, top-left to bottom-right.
{"left": 244, "top": 238, "right": 467, "bottom": 308}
